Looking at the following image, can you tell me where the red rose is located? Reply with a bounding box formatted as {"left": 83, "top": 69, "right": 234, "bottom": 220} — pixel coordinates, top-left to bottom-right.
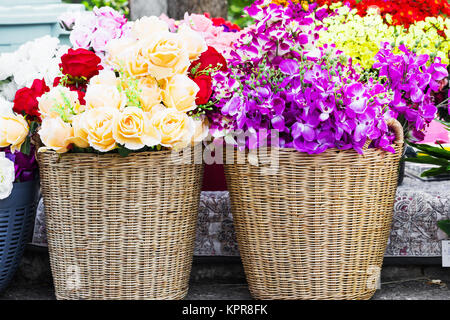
{"left": 13, "top": 78, "right": 49, "bottom": 121}
{"left": 59, "top": 48, "right": 103, "bottom": 80}
{"left": 53, "top": 75, "right": 86, "bottom": 104}
{"left": 189, "top": 46, "right": 227, "bottom": 76}
{"left": 193, "top": 75, "right": 213, "bottom": 105}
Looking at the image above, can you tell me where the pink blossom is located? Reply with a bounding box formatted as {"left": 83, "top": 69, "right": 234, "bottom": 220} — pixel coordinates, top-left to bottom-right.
{"left": 70, "top": 27, "right": 92, "bottom": 49}
{"left": 182, "top": 13, "right": 238, "bottom": 58}
{"left": 159, "top": 14, "right": 178, "bottom": 32}
{"left": 90, "top": 29, "right": 112, "bottom": 53}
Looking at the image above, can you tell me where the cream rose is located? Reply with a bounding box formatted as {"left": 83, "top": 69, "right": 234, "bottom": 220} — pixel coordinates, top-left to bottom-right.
{"left": 137, "top": 77, "right": 162, "bottom": 112}
{"left": 39, "top": 117, "right": 74, "bottom": 153}
{"left": 106, "top": 38, "right": 137, "bottom": 71}
{"left": 139, "top": 32, "right": 190, "bottom": 80}
{"left": 192, "top": 116, "right": 210, "bottom": 143}
{"left": 89, "top": 69, "right": 120, "bottom": 87}
{"left": 177, "top": 24, "right": 207, "bottom": 60}
{"left": 124, "top": 44, "right": 150, "bottom": 78}
{"left": 0, "top": 114, "right": 29, "bottom": 153}
{"left": 82, "top": 107, "right": 118, "bottom": 152}
{"left": 161, "top": 74, "right": 199, "bottom": 112}
{"left": 131, "top": 16, "right": 169, "bottom": 40}
{"left": 38, "top": 87, "right": 82, "bottom": 121}
{"left": 150, "top": 107, "right": 194, "bottom": 150}
{"left": 84, "top": 84, "right": 127, "bottom": 111}
{"left": 113, "top": 106, "right": 161, "bottom": 150}
{"left": 68, "top": 114, "right": 89, "bottom": 148}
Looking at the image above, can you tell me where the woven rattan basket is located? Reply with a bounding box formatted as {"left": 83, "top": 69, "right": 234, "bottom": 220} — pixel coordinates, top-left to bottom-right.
{"left": 224, "top": 119, "right": 404, "bottom": 300}
{"left": 38, "top": 149, "right": 203, "bottom": 300}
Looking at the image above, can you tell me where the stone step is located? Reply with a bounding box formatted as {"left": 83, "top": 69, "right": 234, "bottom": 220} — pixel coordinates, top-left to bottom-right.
{"left": 2, "top": 245, "right": 450, "bottom": 300}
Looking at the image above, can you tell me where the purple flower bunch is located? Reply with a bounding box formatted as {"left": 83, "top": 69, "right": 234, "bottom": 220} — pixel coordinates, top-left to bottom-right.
{"left": 373, "top": 42, "right": 449, "bottom": 140}
{"left": 1, "top": 146, "right": 37, "bottom": 182}
{"left": 209, "top": 1, "right": 396, "bottom": 154}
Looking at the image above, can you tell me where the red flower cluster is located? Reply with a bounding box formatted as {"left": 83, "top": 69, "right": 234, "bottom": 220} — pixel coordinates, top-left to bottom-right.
{"left": 189, "top": 46, "right": 227, "bottom": 105}
{"left": 55, "top": 48, "right": 103, "bottom": 104}
{"left": 13, "top": 79, "right": 49, "bottom": 122}
{"left": 204, "top": 12, "right": 241, "bottom": 32}
{"left": 316, "top": 0, "right": 450, "bottom": 28}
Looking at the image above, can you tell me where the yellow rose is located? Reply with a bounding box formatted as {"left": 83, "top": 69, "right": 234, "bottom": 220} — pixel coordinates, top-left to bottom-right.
{"left": 113, "top": 106, "right": 161, "bottom": 150}
{"left": 38, "top": 117, "right": 73, "bottom": 153}
{"left": 131, "top": 16, "right": 169, "bottom": 40}
{"left": 139, "top": 32, "right": 190, "bottom": 80}
{"left": 161, "top": 74, "right": 199, "bottom": 112}
{"left": 0, "top": 114, "right": 29, "bottom": 152}
{"left": 82, "top": 108, "right": 118, "bottom": 152}
{"left": 106, "top": 38, "right": 137, "bottom": 71}
{"left": 68, "top": 114, "right": 89, "bottom": 148}
{"left": 137, "top": 77, "right": 162, "bottom": 112}
{"left": 124, "top": 44, "right": 150, "bottom": 78}
{"left": 84, "top": 84, "right": 127, "bottom": 110}
{"left": 89, "top": 70, "right": 120, "bottom": 87}
{"left": 38, "top": 87, "right": 82, "bottom": 122}
{"left": 178, "top": 24, "right": 207, "bottom": 60}
{"left": 192, "top": 116, "right": 209, "bottom": 143}
{"left": 150, "top": 107, "right": 194, "bottom": 150}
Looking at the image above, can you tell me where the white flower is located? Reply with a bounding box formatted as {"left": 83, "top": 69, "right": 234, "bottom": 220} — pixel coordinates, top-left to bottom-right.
{"left": 13, "top": 61, "right": 39, "bottom": 88}
{"left": 0, "top": 96, "right": 14, "bottom": 116}
{"left": 0, "top": 81, "right": 18, "bottom": 102}
{"left": 0, "top": 152, "right": 15, "bottom": 200}
{"left": 0, "top": 52, "right": 18, "bottom": 81}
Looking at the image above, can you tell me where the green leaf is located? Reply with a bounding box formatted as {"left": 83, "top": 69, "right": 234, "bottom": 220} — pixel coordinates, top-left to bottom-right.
{"left": 406, "top": 156, "right": 449, "bottom": 167}
{"left": 438, "top": 220, "right": 450, "bottom": 237}
{"left": 20, "top": 136, "right": 31, "bottom": 155}
{"left": 409, "top": 143, "right": 450, "bottom": 160}
{"left": 421, "top": 166, "right": 450, "bottom": 177}
{"left": 117, "top": 146, "right": 132, "bottom": 157}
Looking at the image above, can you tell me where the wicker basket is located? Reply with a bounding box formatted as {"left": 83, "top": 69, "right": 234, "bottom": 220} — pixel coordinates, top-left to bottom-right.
{"left": 224, "top": 119, "right": 404, "bottom": 300}
{"left": 38, "top": 149, "right": 203, "bottom": 300}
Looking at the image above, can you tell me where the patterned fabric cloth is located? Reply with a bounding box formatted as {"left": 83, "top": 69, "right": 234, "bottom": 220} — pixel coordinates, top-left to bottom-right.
{"left": 32, "top": 163, "right": 450, "bottom": 257}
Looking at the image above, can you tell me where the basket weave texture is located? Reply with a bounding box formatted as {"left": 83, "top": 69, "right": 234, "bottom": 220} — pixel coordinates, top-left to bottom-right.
{"left": 38, "top": 149, "right": 203, "bottom": 300}
{"left": 224, "top": 120, "right": 404, "bottom": 300}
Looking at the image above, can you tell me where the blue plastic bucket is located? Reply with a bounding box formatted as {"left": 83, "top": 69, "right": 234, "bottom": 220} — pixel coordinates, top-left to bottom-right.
{"left": 0, "top": 180, "right": 39, "bottom": 292}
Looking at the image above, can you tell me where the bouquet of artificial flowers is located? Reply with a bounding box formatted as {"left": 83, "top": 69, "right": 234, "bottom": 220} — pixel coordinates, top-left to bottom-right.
{"left": 37, "top": 15, "right": 230, "bottom": 155}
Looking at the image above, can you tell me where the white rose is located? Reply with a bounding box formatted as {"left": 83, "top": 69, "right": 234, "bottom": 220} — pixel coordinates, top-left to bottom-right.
{"left": 0, "top": 96, "right": 14, "bottom": 116}
{"left": 13, "top": 61, "right": 39, "bottom": 88}
{"left": 0, "top": 81, "right": 18, "bottom": 102}
{"left": 0, "top": 152, "right": 15, "bottom": 200}
{"left": 0, "top": 52, "right": 17, "bottom": 81}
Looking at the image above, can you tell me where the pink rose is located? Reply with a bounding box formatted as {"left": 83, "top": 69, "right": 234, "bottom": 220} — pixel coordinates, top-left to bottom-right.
{"left": 91, "top": 29, "right": 113, "bottom": 53}
{"left": 207, "top": 32, "right": 240, "bottom": 58}
{"left": 184, "top": 13, "right": 216, "bottom": 35}
{"left": 93, "top": 6, "right": 127, "bottom": 26}
{"left": 159, "top": 14, "right": 178, "bottom": 32}
{"left": 70, "top": 27, "right": 92, "bottom": 49}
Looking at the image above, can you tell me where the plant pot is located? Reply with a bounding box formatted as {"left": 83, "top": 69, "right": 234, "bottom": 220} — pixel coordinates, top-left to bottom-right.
{"left": 224, "top": 120, "right": 404, "bottom": 300}
{"left": 0, "top": 180, "right": 39, "bottom": 292}
{"left": 38, "top": 149, "right": 203, "bottom": 300}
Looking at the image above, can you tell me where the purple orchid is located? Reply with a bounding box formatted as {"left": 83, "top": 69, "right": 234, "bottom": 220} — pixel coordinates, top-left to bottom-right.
{"left": 206, "top": 1, "right": 399, "bottom": 155}
{"left": 1, "top": 146, "right": 38, "bottom": 182}
{"left": 373, "top": 42, "right": 448, "bottom": 141}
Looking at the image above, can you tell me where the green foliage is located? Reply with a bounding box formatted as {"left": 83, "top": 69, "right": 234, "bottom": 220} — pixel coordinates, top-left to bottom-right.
{"left": 406, "top": 140, "right": 450, "bottom": 177}
{"left": 438, "top": 220, "right": 450, "bottom": 237}
{"left": 63, "top": 0, "right": 129, "bottom": 17}
{"left": 228, "top": 0, "right": 255, "bottom": 27}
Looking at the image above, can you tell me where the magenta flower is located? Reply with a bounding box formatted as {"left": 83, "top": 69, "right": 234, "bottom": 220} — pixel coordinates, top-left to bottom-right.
{"left": 207, "top": 1, "right": 397, "bottom": 155}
